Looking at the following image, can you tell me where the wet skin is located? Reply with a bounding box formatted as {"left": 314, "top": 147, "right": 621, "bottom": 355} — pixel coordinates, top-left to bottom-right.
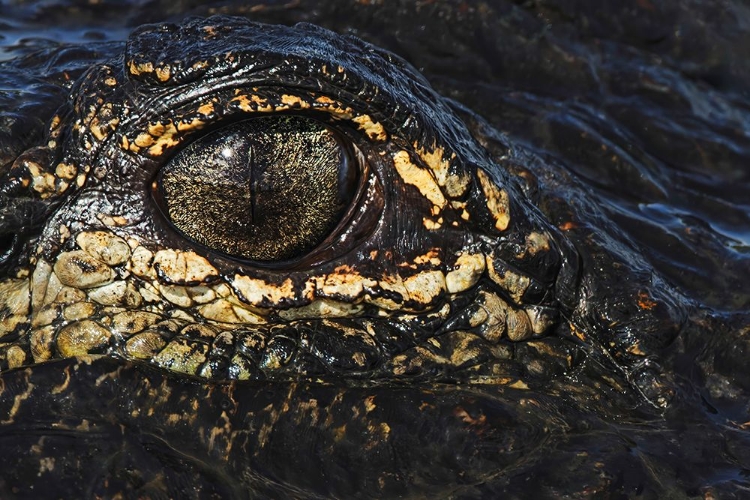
{"left": 1, "top": 2, "right": 750, "bottom": 498}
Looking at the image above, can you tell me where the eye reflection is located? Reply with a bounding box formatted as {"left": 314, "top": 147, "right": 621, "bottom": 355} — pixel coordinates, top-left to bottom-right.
{"left": 156, "top": 116, "right": 361, "bottom": 262}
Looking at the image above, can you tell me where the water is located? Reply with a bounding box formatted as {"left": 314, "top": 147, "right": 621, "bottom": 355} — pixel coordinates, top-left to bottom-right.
{"left": 1, "top": 0, "right": 749, "bottom": 497}
{"left": 0, "top": 2, "right": 132, "bottom": 61}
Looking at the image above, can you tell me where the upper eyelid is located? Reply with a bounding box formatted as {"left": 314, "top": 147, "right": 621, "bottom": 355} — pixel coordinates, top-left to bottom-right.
{"left": 116, "top": 89, "right": 391, "bottom": 162}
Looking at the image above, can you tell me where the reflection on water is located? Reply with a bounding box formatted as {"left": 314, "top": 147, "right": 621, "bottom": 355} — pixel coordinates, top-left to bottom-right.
{"left": 0, "top": 11, "right": 131, "bottom": 62}
{"left": 0, "top": 27, "right": 130, "bottom": 61}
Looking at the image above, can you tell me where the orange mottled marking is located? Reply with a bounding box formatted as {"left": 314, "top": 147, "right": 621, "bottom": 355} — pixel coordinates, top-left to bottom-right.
{"left": 637, "top": 291, "right": 658, "bottom": 310}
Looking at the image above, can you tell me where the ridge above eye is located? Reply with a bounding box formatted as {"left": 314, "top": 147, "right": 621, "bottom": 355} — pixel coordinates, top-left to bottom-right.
{"left": 154, "top": 115, "right": 360, "bottom": 262}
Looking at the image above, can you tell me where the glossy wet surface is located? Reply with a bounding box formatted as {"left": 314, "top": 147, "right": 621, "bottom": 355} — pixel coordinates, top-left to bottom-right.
{"left": 1, "top": 1, "right": 749, "bottom": 497}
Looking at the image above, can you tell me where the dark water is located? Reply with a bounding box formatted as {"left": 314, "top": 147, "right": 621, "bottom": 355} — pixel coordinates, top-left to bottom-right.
{"left": 1, "top": 0, "right": 750, "bottom": 497}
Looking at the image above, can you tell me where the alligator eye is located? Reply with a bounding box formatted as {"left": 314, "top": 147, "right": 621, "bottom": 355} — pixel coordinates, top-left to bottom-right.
{"left": 155, "top": 116, "right": 360, "bottom": 262}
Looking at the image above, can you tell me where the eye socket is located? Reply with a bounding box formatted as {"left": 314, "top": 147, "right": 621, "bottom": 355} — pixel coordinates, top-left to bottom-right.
{"left": 155, "top": 115, "right": 361, "bottom": 262}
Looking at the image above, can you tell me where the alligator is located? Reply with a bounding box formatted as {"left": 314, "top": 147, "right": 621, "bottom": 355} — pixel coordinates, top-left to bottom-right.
{"left": 1, "top": 1, "right": 749, "bottom": 498}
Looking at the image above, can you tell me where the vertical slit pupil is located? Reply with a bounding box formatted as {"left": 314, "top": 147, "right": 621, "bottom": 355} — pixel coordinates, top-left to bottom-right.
{"left": 248, "top": 144, "right": 256, "bottom": 224}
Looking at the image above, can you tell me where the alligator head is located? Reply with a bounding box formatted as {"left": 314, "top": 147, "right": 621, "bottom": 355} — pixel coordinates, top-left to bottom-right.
{"left": 0, "top": 15, "right": 697, "bottom": 497}
{"left": 0, "top": 17, "right": 590, "bottom": 384}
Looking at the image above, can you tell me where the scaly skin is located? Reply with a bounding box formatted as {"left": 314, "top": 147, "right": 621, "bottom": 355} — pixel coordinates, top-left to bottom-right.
{"left": 0, "top": 13, "right": 724, "bottom": 498}
{"left": 1, "top": 17, "right": 588, "bottom": 384}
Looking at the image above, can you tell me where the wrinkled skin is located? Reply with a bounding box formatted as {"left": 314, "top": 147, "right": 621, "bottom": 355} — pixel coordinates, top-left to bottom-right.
{"left": 1, "top": 1, "right": 750, "bottom": 498}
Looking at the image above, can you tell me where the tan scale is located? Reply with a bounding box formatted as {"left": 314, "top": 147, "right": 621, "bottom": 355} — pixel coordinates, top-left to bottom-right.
{"left": 505, "top": 308, "right": 533, "bottom": 341}
{"left": 523, "top": 231, "right": 552, "bottom": 257}
{"left": 158, "top": 284, "right": 194, "bottom": 308}
{"left": 403, "top": 271, "right": 446, "bottom": 306}
{"left": 278, "top": 299, "right": 363, "bottom": 320}
{"left": 96, "top": 213, "right": 128, "bottom": 226}
{"left": 313, "top": 267, "right": 378, "bottom": 300}
{"left": 414, "top": 144, "right": 469, "bottom": 198}
{"left": 392, "top": 150, "right": 447, "bottom": 212}
{"left": 54, "top": 163, "right": 77, "bottom": 180}
{"left": 126, "top": 332, "right": 167, "bottom": 359}
{"left": 129, "top": 246, "right": 156, "bottom": 279}
{"left": 128, "top": 60, "right": 154, "bottom": 76}
{"left": 87, "top": 280, "right": 141, "bottom": 308}
{"left": 154, "top": 66, "right": 171, "bottom": 82}
{"left": 55, "top": 319, "right": 111, "bottom": 357}
{"left": 486, "top": 256, "right": 530, "bottom": 304}
{"left": 445, "top": 253, "right": 485, "bottom": 294}
{"left": 152, "top": 249, "right": 219, "bottom": 284}
{"left": 524, "top": 306, "right": 557, "bottom": 335}
{"left": 185, "top": 285, "right": 216, "bottom": 304}
{"left": 197, "top": 299, "right": 264, "bottom": 324}
{"left": 5, "top": 345, "right": 26, "bottom": 369}
{"left": 54, "top": 285, "right": 87, "bottom": 306}
{"left": 369, "top": 274, "right": 409, "bottom": 311}
{"left": 231, "top": 275, "right": 306, "bottom": 306}
{"left": 0, "top": 279, "right": 31, "bottom": 336}
{"left": 62, "top": 302, "right": 97, "bottom": 322}
{"left": 30, "top": 306, "right": 59, "bottom": 328}
{"left": 111, "top": 311, "right": 162, "bottom": 335}
{"left": 30, "top": 326, "right": 55, "bottom": 362}
{"left": 152, "top": 338, "right": 208, "bottom": 375}
{"left": 476, "top": 168, "right": 510, "bottom": 231}
{"left": 88, "top": 113, "right": 119, "bottom": 142}
{"left": 53, "top": 250, "right": 114, "bottom": 289}
{"left": 76, "top": 231, "right": 131, "bottom": 266}
{"left": 422, "top": 217, "right": 443, "bottom": 230}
